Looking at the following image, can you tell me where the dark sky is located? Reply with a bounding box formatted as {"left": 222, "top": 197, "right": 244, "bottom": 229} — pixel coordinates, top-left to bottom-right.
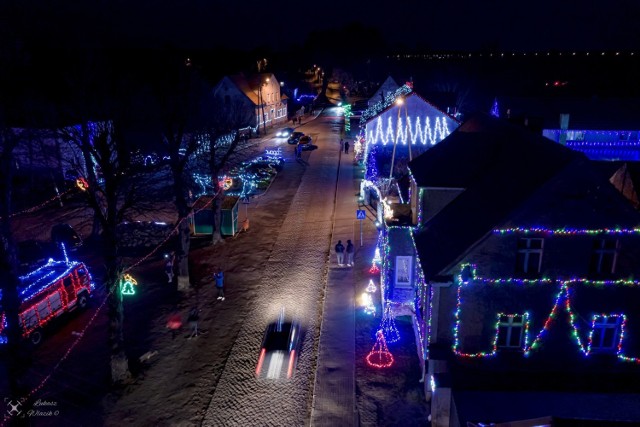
{"left": 5, "top": 0, "right": 640, "bottom": 52}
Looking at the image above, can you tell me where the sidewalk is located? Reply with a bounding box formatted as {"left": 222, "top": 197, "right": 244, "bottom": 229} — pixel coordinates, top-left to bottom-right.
{"left": 310, "top": 146, "right": 378, "bottom": 426}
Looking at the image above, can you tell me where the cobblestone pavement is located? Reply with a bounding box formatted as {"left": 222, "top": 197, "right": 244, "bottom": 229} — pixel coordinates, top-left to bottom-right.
{"left": 202, "top": 116, "right": 339, "bottom": 426}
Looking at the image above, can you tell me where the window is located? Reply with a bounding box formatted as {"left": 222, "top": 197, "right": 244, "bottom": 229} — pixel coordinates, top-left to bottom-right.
{"left": 590, "top": 315, "right": 623, "bottom": 352}
{"left": 515, "top": 238, "right": 543, "bottom": 276}
{"left": 496, "top": 314, "right": 528, "bottom": 348}
{"left": 590, "top": 239, "right": 618, "bottom": 275}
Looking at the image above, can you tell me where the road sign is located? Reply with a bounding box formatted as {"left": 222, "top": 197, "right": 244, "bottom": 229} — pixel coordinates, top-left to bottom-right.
{"left": 356, "top": 209, "right": 366, "bottom": 220}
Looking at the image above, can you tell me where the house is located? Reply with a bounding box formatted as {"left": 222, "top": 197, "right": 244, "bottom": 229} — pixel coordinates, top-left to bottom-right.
{"left": 406, "top": 114, "right": 640, "bottom": 425}
{"left": 212, "top": 73, "right": 288, "bottom": 136}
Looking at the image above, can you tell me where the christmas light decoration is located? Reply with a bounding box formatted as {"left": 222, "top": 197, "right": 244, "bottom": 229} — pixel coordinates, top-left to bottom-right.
{"left": 430, "top": 375, "right": 436, "bottom": 392}
{"left": 75, "top": 177, "right": 89, "bottom": 191}
{"left": 452, "top": 263, "right": 640, "bottom": 362}
{"left": 121, "top": 274, "right": 138, "bottom": 296}
{"left": 494, "top": 227, "right": 640, "bottom": 236}
{"left": 366, "top": 115, "right": 452, "bottom": 146}
{"left": 361, "top": 292, "right": 376, "bottom": 315}
{"left": 379, "top": 303, "right": 401, "bottom": 344}
{"left": 219, "top": 176, "right": 233, "bottom": 191}
{"left": 0, "top": 259, "right": 94, "bottom": 343}
{"left": 361, "top": 84, "right": 413, "bottom": 125}
{"left": 366, "top": 330, "right": 395, "bottom": 368}
{"left": 369, "top": 262, "right": 380, "bottom": 274}
{"left": 490, "top": 98, "right": 500, "bottom": 118}
{"left": 366, "top": 279, "right": 377, "bottom": 293}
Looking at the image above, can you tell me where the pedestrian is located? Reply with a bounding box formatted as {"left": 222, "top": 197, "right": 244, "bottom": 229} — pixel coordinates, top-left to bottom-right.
{"left": 344, "top": 140, "right": 350, "bottom": 154}
{"left": 296, "top": 143, "right": 302, "bottom": 160}
{"left": 335, "top": 240, "right": 345, "bottom": 266}
{"left": 215, "top": 268, "right": 225, "bottom": 301}
{"left": 165, "top": 252, "right": 175, "bottom": 283}
{"left": 340, "top": 138, "right": 344, "bottom": 148}
{"left": 187, "top": 307, "right": 200, "bottom": 338}
{"left": 346, "top": 239, "right": 354, "bottom": 266}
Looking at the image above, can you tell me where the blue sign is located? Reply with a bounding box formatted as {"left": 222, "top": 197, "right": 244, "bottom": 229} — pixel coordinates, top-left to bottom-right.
{"left": 356, "top": 210, "right": 366, "bottom": 220}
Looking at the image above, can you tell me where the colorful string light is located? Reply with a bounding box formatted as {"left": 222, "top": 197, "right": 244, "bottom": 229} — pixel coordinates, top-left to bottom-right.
{"left": 494, "top": 227, "right": 640, "bottom": 236}
{"left": 379, "top": 303, "right": 401, "bottom": 344}
{"left": 366, "top": 330, "right": 395, "bottom": 368}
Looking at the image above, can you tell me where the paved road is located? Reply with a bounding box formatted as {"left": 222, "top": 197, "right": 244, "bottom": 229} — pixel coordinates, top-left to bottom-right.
{"left": 202, "top": 110, "right": 343, "bottom": 426}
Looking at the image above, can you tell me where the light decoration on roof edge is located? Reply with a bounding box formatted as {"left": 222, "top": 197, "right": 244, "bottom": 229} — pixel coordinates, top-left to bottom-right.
{"left": 451, "top": 263, "right": 640, "bottom": 362}
{"left": 494, "top": 227, "right": 640, "bottom": 235}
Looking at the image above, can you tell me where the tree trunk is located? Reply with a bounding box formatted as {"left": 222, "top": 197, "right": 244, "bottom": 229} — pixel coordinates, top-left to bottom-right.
{"left": 211, "top": 192, "right": 223, "bottom": 245}
{"left": 104, "top": 219, "right": 131, "bottom": 384}
{"left": 176, "top": 219, "right": 191, "bottom": 292}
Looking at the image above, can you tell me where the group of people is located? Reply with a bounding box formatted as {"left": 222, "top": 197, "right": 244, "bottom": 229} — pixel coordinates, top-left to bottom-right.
{"left": 334, "top": 239, "right": 355, "bottom": 266}
{"left": 340, "top": 139, "right": 350, "bottom": 154}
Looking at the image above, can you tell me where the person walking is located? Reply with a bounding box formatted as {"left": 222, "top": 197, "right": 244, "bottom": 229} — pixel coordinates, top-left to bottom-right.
{"left": 335, "top": 240, "right": 345, "bottom": 266}
{"left": 296, "top": 143, "right": 302, "bottom": 160}
{"left": 165, "top": 252, "right": 175, "bottom": 283}
{"left": 346, "top": 239, "right": 354, "bottom": 266}
{"left": 344, "top": 140, "right": 350, "bottom": 154}
{"left": 166, "top": 311, "right": 182, "bottom": 339}
{"left": 187, "top": 307, "right": 200, "bottom": 338}
{"left": 215, "top": 268, "right": 225, "bottom": 301}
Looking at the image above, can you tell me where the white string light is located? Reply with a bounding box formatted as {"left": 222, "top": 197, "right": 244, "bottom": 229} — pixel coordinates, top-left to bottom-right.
{"left": 367, "top": 115, "right": 452, "bottom": 146}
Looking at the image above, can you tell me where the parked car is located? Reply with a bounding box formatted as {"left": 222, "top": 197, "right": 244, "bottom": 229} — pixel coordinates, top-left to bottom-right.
{"left": 255, "top": 310, "right": 301, "bottom": 380}
{"left": 0, "top": 259, "right": 94, "bottom": 345}
{"left": 276, "top": 127, "right": 295, "bottom": 138}
{"left": 51, "top": 223, "right": 83, "bottom": 250}
{"left": 287, "top": 132, "right": 305, "bottom": 145}
{"left": 297, "top": 135, "right": 317, "bottom": 151}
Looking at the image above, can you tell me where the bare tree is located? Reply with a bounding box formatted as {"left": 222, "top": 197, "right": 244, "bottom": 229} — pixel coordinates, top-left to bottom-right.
{"left": 0, "top": 127, "right": 25, "bottom": 397}
{"left": 201, "top": 98, "right": 255, "bottom": 245}
{"left": 59, "top": 120, "right": 154, "bottom": 384}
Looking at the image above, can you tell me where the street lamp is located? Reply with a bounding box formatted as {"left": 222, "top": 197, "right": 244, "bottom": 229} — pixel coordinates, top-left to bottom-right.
{"left": 258, "top": 77, "right": 270, "bottom": 136}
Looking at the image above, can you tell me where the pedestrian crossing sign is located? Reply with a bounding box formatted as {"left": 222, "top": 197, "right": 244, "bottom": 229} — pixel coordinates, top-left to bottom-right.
{"left": 356, "top": 209, "right": 366, "bottom": 220}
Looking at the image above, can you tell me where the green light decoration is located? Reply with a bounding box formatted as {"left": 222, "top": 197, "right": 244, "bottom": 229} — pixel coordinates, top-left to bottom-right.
{"left": 121, "top": 273, "right": 138, "bottom": 296}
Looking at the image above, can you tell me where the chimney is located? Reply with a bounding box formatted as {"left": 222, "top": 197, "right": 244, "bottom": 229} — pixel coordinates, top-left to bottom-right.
{"left": 559, "top": 113, "right": 570, "bottom": 145}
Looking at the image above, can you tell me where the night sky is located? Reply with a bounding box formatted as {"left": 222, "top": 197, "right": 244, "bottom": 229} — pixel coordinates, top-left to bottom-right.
{"left": 5, "top": 0, "right": 640, "bottom": 52}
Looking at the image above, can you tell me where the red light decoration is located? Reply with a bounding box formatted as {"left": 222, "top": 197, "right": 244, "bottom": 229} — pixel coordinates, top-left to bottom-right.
{"left": 76, "top": 177, "right": 89, "bottom": 191}
{"left": 366, "top": 330, "right": 395, "bottom": 368}
{"left": 369, "top": 262, "right": 380, "bottom": 274}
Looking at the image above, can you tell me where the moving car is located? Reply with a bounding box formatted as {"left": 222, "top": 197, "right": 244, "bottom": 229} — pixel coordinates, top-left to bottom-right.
{"left": 287, "top": 132, "right": 305, "bottom": 145}
{"left": 51, "top": 223, "right": 83, "bottom": 250}
{"left": 276, "top": 127, "right": 295, "bottom": 138}
{"left": 256, "top": 311, "right": 301, "bottom": 380}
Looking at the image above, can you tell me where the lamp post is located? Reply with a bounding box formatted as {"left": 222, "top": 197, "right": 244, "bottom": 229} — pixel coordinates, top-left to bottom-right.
{"left": 258, "top": 77, "right": 269, "bottom": 136}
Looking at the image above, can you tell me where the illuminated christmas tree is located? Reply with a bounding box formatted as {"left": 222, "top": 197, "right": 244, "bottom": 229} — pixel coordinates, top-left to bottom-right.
{"left": 366, "top": 330, "right": 394, "bottom": 368}
{"left": 366, "top": 279, "right": 377, "bottom": 293}
{"left": 379, "top": 303, "right": 400, "bottom": 344}
{"left": 490, "top": 98, "right": 500, "bottom": 118}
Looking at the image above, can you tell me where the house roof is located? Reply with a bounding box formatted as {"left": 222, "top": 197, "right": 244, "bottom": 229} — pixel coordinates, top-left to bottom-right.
{"left": 227, "top": 73, "right": 278, "bottom": 106}
{"left": 368, "top": 76, "right": 400, "bottom": 105}
{"left": 410, "top": 114, "right": 601, "bottom": 280}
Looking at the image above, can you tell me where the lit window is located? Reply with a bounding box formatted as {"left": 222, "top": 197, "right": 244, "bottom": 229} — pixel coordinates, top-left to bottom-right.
{"left": 590, "top": 315, "right": 623, "bottom": 352}
{"left": 515, "top": 238, "right": 543, "bottom": 276}
{"left": 496, "top": 314, "right": 528, "bottom": 348}
{"left": 590, "top": 239, "right": 618, "bottom": 276}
